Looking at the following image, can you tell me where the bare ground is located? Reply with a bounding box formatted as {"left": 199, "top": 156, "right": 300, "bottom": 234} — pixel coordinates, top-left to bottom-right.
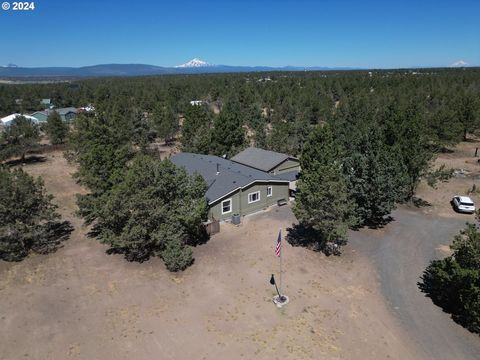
{"left": 0, "top": 152, "right": 419, "bottom": 360}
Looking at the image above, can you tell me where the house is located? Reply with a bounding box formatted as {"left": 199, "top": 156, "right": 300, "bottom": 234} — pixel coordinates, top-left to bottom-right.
{"left": 230, "top": 147, "right": 300, "bottom": 190}
{"left": 1, "top": 113, "right": 40, "bottom": 127}
{"left": 30, "top": 107, "right": 78, "bottom": 123}
{"left": 171, "top": 153, "right": 290, "bottom": 221}
{"left": 40, "top": 99, "right": 53, "bottom": 109}
{"left": 190, "top": 100, "right": 203, "bottom": 106}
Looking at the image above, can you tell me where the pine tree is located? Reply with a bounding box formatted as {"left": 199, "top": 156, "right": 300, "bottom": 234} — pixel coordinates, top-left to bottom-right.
{"left": 293, "top": 124, "right": 354, "bottom": 244}
{"left": 46, "top": 111, "right": 68, "bottom": 145}
{"left": 420, "top": 223, "right": 480, "bottom": 333}
{"left": 210, "top": 102, "right": 246, "bottom": 157}
{"left": 0, "top": 116, "right": 40, "bottom": 161}
{"left": 90, "top": 155, "right": 208, "bottom": 270}
{"left": 0, "top": 167, "right": 73, "bottom": 261}
{"left": 181, "top": 105, "right": 212, "bottom": 154}
{"left": 152, "top": 103, "right": 178, "bottom": 144}
{"left": 343, "top": 126, "right": 408, "bottom": 226}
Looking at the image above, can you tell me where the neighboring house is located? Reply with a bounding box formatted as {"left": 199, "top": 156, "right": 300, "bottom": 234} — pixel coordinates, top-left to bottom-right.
{"left": 231, "top": 147, "right": 300, "bottom": 189}
{"left": 40, "top": 99, "right": 53, "bottom": 109}
{"left": 30, "top": 108, "right": 78, "bottom": 123}
{"left": 171, "top": 153, "right": 290, "bottom": 221}
{"left": 1, "top": 113, "right": 40, "bottom": 127}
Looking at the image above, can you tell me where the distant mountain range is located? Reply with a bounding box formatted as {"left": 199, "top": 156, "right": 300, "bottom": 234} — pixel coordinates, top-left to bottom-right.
{"left": 0, "top": 58, "right": 357, "bottom": 78}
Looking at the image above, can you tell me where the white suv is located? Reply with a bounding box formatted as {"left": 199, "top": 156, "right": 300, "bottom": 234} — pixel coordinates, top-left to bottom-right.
{"left": 452, "top": 196, "right": 476, "bottom": 214}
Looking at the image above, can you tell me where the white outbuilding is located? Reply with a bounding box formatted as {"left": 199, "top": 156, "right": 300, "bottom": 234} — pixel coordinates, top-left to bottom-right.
{"left": 0, "top": 113, "right": 40, "bottom": 127}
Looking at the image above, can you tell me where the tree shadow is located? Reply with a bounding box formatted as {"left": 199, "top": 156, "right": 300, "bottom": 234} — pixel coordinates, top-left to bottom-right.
{"left": 412, "top": 196, "right": 432, "bottom": 208}
{"left": 366, "top": 215, "right": 395, "bottom": 229}
{"left": 186, "top": 224, "right": 210, "bottom": 247}
{"left": 3, "top": 155, "right": 47, "bottom": 166}
{"left": 438, "top": 146, "right": 455, "bottom": 154}
{"left": 286, "top": 224, "right": 346, "bottom": 256}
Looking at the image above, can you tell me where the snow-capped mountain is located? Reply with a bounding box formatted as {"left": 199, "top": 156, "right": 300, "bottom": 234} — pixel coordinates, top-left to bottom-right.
{"left": 175, "top": 58, "right": 212, "bottom": 68}
{"left": 450, "top": 60, "right": 468, "bottom": 67}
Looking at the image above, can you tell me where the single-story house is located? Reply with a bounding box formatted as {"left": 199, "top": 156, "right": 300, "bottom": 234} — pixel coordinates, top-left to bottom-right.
{"left": 230, "top": 147, "right": 301, "bottom": 189}
{"left": 171, "top": 153, "right": 290, "bottom": 221}
{"left": 1, "top": 113, "right": 40, "bottom": 127}
{"left": 40, "top": 99, "right": 53, "bottom": 109}
{"left": 30, "top": 107, "right": 78, "bottom": 123}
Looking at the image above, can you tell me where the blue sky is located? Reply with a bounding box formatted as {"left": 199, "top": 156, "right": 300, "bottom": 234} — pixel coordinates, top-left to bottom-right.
{"left": 0, "top": 0, "right": 478, "bottom": 68}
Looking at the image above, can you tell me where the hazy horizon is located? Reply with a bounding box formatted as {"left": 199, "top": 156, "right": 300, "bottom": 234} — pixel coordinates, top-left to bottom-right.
{"left": 0, "top": 0, "right": 479, "bottom": 68}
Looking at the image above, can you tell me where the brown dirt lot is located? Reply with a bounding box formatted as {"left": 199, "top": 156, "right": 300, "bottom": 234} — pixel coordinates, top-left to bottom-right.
{"left": 415, "top": 139, "right": 480, "bottom": 219}
{"left": 0, "top": 151, "right": 420, "bottom": 360}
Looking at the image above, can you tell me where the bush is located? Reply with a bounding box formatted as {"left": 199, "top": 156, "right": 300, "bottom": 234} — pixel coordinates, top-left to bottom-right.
{"left": 0, "top": 167, "right": 73, "bottom": 261}
{"left": 419, "top": 223, "right": 480, "bottom": 334}
{"left": 161, "top": 239, "right": 194, "bottom": 272}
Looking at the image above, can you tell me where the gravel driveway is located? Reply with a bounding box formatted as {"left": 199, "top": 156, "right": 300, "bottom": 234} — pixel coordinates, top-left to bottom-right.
{"left": 349, "top": 206, "right": 480, "bottom": 360}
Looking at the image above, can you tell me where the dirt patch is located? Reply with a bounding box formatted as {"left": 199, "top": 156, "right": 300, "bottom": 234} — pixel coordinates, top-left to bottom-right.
{"left": 0, "top": 151, "right": 420, "bottom": 359}
{"left": 415, "top": 140, "right": 480, "bottom": 219}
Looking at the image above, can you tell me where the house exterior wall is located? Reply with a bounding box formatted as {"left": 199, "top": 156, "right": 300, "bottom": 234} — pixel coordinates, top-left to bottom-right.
{"left": 271, "top": 159, "right": 300, "bottom": 175}
{"left": 208, "top": 182, "right": 289, "bottom": 221}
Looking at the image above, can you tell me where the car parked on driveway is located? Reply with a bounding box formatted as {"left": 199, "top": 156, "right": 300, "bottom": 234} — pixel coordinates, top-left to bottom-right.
{"left": 452, "top": 196, "right": 476, "bottom": 214}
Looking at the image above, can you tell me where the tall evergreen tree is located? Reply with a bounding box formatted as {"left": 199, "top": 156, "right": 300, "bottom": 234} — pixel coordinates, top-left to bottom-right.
{"left": 343, "top": 126, "right": 408, "bottom": 226}
{"left": 210, "top": 102, "right": 246, "bottom": 157}
{"left": 181, "top": 105, "right": 212, "bottom": 154}
{"left": 293, "top": 124, "right": 354, "bottom": 244}
{"left": 45, "top": 111, "right": 68, "bottom": 145}
{"left": 152, "top": 103, "right": 179, "bottom": 144}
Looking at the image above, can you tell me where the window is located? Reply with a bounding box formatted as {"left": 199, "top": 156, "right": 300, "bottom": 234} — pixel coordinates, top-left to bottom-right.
{"left": 267, "top": 186, "right": 273, "bottom": 197}
{"left": 221, "top": 198, "right": 232, "bottom": 214}
{"left": 248, "top": 191, "right": 260, "bottom": 204}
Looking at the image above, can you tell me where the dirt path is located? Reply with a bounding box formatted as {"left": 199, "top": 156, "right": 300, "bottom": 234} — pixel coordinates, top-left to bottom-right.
{"left": 0, "top": 151, "right": 421, "bottom": 359}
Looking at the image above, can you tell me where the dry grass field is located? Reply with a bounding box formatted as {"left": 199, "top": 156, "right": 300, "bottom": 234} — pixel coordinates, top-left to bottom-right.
{"left": 1, "top": 139, "right": 479, "bottom": 359}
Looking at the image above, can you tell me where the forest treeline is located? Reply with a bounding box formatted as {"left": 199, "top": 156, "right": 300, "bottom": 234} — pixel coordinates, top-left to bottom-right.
{"left": 1, "top": 68, "right": 480, "bottom": 266}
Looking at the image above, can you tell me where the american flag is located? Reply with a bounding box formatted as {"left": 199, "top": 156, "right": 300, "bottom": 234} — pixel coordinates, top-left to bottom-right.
{"left": 275, "top": 230, "right": 282, "bottom": 257}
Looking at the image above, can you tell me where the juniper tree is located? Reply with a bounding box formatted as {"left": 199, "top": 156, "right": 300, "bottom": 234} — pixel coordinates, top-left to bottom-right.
{"left": 0, "top": 167, "right": 73, "bottom": 261}
{"left": 420, "top": 223, "right": 480, "bottom": 333}
{"left": 46, "top": 111, "right": 68, "bottom": 145}
{"left": 0, "top": 116, "right": 39, "bottom": 161}
{"left": 89, "top": 155, "right": 208, "bottom": 271}
{"left": 292, "top": 124, "right": 354, "bottom": 246}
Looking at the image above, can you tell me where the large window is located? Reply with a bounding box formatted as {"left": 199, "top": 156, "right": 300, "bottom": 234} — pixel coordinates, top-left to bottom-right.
{"left": 221, "top": 198, "right": 232, "bottom": 214}
{"left": 248, "top": 191, "right": 260, "bottom": 204}
{"left": 267, "top": 186, "right": 273, "bottom": 197}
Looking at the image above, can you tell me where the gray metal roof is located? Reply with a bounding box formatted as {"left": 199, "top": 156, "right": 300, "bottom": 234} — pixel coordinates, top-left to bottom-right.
{"left": 171, "top": 153, "right": 289, "bottom": 204}
{"left": 30, "top": 108, "right": 78, "bottom": 118}
{"left": 274, "top": 170, "right": 299, "bottom": 182}
{"left": 231, "top": 147, "right": 295, "bottom": 172}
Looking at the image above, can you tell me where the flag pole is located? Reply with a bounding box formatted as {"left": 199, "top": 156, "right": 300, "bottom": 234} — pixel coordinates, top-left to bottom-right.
{"left": 279, "top": 228, "right": 283, "bottom": 298}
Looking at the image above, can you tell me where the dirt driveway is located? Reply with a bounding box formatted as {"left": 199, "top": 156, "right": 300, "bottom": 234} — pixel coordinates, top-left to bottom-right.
{"left": 0, "top": 151, "right": 418, "bottom": 360}
{"left": 349, "top": 207, "right": 480, "bottom": 360}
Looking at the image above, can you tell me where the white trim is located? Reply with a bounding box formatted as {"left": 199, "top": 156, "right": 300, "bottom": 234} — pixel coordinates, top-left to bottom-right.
{"left": 247, "top": 191, "right": 261, "bottom": 204}
{"left": 208, "top": 179, "right": 288, "bottom": 205}
{"left": 267, "top": 186, "right": 273, "bottom": 197}
{"left": 221, "top": 198, "right": 232, "bottom": 215}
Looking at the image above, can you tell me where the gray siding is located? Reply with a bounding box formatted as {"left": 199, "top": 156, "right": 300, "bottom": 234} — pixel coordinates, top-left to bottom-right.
{"left": 208, "top": 182, "right": 289, "bottom": 221}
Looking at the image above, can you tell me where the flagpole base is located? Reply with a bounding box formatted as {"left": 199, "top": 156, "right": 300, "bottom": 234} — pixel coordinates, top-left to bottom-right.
{"left": 273, "top": 295, "right": 289, "bottom": 308}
